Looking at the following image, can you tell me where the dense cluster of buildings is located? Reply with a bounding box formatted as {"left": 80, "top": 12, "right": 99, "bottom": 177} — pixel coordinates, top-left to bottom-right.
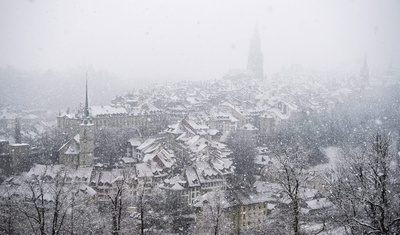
{"left": 193, "top": 181, "right": 332, "bottom": 234}
{"left": 1, "top": 25, "right": 387, "bottom": 234}
{"left": 57, "top": 73, "right": 352, "bottom": 138}
{"left": 49, "top": 68, "right": 347, "bottom": 232}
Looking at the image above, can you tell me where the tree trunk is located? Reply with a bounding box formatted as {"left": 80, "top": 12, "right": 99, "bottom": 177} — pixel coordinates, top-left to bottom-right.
{"left": 293, "top": 199, "right": 299, "bottom": 235}
{"left": 140, "top": 203, "right": 144, "bottom": 235}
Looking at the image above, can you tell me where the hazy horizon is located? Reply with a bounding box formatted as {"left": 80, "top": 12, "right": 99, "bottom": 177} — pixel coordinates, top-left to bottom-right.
{"left": 1, "top": 0, "right": 399, "bottom": 85}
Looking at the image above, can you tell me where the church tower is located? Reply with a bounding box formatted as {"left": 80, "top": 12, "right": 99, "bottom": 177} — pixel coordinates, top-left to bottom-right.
{"left": 247, "top": 24, "right": 264, "bottom": 79}
{"left": 360, "top": 54, "right": 369, "bottom": 89}
{"left": 79, "top": 79, "right": 95, "bottom": 166}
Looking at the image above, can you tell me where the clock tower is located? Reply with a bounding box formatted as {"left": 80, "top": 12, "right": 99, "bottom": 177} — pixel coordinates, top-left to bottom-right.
{"left": 79, "top": 79, "right": 94, "bottom": 166}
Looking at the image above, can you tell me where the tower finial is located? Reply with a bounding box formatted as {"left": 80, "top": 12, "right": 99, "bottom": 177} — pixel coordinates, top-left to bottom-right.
{"left": 84, "top": 72, "right": 89, "bottom": 118}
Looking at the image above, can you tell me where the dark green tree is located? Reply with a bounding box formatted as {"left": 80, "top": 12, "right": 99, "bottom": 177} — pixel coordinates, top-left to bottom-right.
{"left": 227, "top": 130, "right": 257, "bottom": 189}
{"left": 95, "top": 127, "right": 140, "bottom": 166}
{"left": 14, "top": 117, "right": 22, "bottom": 144}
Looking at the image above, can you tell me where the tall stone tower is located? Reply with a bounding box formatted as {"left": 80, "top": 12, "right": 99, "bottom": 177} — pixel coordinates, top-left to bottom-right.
{"left": 360, "top": 55, "right": 369, "bottom": 89}
{"left": 79, "top": 79, "right": 95, "bottom": 166}
{"left": 247, "top": 24, "right": 264, "bottom": 79}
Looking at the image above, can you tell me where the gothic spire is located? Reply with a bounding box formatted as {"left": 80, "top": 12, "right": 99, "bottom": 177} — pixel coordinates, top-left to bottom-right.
{"left": 84, "top": 73, "right": 89, "bottom": 118}
{"left": 247, "top": 23, "right": 264, "bottom": 79}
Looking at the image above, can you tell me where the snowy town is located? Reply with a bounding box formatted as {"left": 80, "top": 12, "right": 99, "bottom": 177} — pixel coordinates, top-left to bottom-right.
{"left": 2, "top": 55, "right": 399, "bottom": 234}
{"left": 1, "top": 1, "right": 400, "bottom": 234}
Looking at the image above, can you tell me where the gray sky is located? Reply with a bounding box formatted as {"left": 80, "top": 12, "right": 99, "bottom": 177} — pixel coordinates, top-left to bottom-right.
{"left": 1, "top": 0, "right": 399, "bottom": 83}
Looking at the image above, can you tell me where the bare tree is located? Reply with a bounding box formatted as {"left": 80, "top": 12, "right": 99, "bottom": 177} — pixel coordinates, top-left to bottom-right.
{"left": 328, "top": 133, "right": 400, "bottom": 234}
{"left": 133, "top": 185, "right": 169, "bottom": 235}
{"left": 66, "top": 189, "right": 103, "bottom": 235}
{"left": 104, "top": 169, "right": 136, "bottom": 235}
{"left": 137, "top": 186, "right": 147, "bottom": 235}
{"left": 195, "top": 190, "right": 234, "bottom": 235}
{"left": 108, "top": 179, "right": 124, "bottom": 235}
{"left": 103, "top": 171, "right": 166, "bottom": 235}
{"left": 272, "top": 145, "right": 310, "bottom": 235}
{"left": 0, "top": 166, "right": 99, "bottom": 235}
{"left": 18, "top": 170, "right": 70, "bottom": 235}
{"left": 0, "top": 190, "right": 20, "bottom": 234}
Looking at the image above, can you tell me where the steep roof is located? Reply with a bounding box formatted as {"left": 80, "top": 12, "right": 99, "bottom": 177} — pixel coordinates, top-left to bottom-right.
{"left": 65, "top": 140, "right": 80, "bottom": 155}
{"left": 90, "top": 105, "right": 127, "bottom": 117}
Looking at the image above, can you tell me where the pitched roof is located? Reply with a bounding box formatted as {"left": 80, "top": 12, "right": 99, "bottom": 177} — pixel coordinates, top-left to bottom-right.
{"left": 90, "top": 105, "right": 127, "bottom": 117}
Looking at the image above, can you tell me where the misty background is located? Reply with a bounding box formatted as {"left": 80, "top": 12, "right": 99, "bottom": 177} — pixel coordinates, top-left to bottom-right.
{"left": 1, "top": 0, "right": 399, "bottom": 109}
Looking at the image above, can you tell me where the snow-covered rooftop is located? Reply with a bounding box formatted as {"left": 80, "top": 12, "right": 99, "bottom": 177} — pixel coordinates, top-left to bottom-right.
{"left": 90, "top": 105, "right": 127, "bottom": 117}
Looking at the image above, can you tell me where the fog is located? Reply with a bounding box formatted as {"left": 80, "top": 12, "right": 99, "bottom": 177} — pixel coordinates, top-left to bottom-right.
{"left": 2, "top": 1, "right": 400, "bottom": 234}
{"left": 1, "top": 0, "right": 399, "bottom": 84}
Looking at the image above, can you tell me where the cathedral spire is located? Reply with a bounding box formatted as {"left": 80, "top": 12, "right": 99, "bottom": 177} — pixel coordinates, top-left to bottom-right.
{"left": 247, "top": 23, "right": 264, "bottom": 79}
{"left": 84, "top": 73, "right": 89, "bottom": 118}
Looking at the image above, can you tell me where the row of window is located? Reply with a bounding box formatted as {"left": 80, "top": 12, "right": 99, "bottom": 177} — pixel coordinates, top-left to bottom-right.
{"left": 242, "top": 219, "right": 266, "bottom": 228}
{"left": 96, "top": 116, "right": 163, "bottom": 127}
{"left": 202, "top": 181, "right": 224, "bottom": 188}
{"left": 242, "top": 203, "right": 266, "bottom": 212}
{"left": 242, "top": 210, "right": 267, "bottom": 220}
{"left": 58, "top": 115, "right": 163, "bottom": 129}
